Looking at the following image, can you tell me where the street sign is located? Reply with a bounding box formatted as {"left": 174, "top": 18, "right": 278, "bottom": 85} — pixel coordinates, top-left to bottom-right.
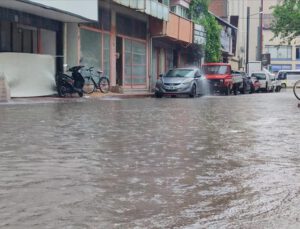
{"left": 262, "top": 53, "right": 270, "bottom": 66}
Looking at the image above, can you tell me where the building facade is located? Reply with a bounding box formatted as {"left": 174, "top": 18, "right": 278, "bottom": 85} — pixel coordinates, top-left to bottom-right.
{"left": 0, "top": 0, "right": 98, "bottom": 71}
{"left": 0, "top": 0, "right": 208, "bottom": 95}
{"left": 262, "top": 0, "right": 300, "bottom": 72}
{"left": 210, "top": 0, "right": 300, "bottom": 72}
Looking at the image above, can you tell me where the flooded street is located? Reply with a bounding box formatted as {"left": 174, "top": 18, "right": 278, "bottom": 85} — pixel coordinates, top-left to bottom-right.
{"left": 1, "top": 90, "right": 300, "bottom": 228}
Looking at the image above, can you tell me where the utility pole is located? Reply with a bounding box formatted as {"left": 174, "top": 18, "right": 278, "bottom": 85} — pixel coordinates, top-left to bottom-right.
{"left": 246, "top": 7, "right": 250, "bottom": 73}
{"left": 259, "top": 0, "right": 263, "bottom": 61}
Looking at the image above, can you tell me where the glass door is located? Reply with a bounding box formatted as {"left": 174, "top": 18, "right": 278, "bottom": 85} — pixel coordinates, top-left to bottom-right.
{"left": 124, "top": 38, "right": 147, "bottom": 88}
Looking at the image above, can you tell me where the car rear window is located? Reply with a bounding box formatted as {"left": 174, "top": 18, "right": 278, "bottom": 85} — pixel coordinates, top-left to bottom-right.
{"left": 165, "top": 69, "right": 194, "bottom": 78}
{"left": 251, "top": 73, "right": 266, "bottom": 80}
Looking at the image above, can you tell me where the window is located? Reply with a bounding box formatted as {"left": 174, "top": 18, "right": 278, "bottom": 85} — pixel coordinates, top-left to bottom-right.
{"left": 80, "top": 28, "right": 110, "bottom": 77}
{"left": 265, "top": 45, "right": 292, "bottom": 60}
{"left": 251, "top": 73, "right": 266, "bottom": 80}
{"left": 159, "top": 0, "right": 169, "bottom": 6}
{"left": 0, "top": 21, "right": 56, "bottom": 55}
{"left": 170, "top": 5, "right": 189, "bottom": 18}
{"left": 271, "top": 64, "right": 292, "bottom": 72}
{"left": 170, "top": 6, "right": 176, "bottom": 13}
{"left": 296, "top": 46, "right": 300, "bottom": 60}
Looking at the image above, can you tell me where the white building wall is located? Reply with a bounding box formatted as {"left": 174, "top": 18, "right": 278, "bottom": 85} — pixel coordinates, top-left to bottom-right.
{"left": 228, "top": 0, "right": 247, "bottom": 69}
{"left": 27, "top": 0, "right": 98, "bottom": 21}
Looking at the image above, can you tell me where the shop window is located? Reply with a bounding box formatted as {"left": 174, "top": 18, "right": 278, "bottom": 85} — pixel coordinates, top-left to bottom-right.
{"left": 80, "top": 28, "right": 102, "bottom": 70}
{"left": 124, "top": 39, "right": 146, "bottom": 86}
{"left": 80, "top": 28, "right": 110, "bottom": 77}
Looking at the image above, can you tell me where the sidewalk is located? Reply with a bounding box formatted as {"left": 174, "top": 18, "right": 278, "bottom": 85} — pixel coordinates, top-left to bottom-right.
{"left": 0, "top": 91, "right": 154, "bottom": 105}
{"left": 88, "top": 91, "right": 154, "bottom": 99}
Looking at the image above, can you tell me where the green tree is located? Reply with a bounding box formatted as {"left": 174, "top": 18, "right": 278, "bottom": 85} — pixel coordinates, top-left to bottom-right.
{"left": 189, "top": 0, "right": 221, "bottom": 62}
{"left": 271, "top": 0, "right": 300, "bottom": 43}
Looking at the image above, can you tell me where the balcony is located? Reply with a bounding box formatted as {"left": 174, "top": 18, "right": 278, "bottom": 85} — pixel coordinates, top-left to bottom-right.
{"left": 150, "top": 12, "right": 193, "bottom": 44}
{"left": 113, "top": 0, "right": 169, "bottom": 21}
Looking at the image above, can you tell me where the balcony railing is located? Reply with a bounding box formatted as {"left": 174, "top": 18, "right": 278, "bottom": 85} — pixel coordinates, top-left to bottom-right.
{"left": 113, "top": 0, "right": 169, "bottom": 21}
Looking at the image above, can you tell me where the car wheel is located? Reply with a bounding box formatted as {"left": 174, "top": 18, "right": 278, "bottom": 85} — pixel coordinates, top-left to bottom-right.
{"left": 275, "top": 86, "right": 281, "bottom": 92}
{"left": 223, "top": 86, "right": 230, "bottom": 95}
{"left": 155, "top": 92, "right": 163, "bottom": 98}
{"left": 189, "top": 84, "right": 197, "bottom": 98}
{"left": 265, "top": 83, "right": 268, "bottom": 93}
{"left": 240, "top": 85, "right": 246, "bottom": 94}
{"left": 58, "top": 85, "right": 67, "bottom": 97}
{"left": 233, "top": 85, "right": 238, "bottom": 95}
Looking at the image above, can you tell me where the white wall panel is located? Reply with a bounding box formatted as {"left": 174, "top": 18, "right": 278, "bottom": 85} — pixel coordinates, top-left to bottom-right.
{"left": 27, "top": 0, "right": 98, "bottom": 21}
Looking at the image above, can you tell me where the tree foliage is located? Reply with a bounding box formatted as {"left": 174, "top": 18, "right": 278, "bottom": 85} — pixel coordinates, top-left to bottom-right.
{"left": 189, "top": 0, "right": 221, "bottom": 62}
{"left": 271, "top": 0, "right": 300, "bottom": 43}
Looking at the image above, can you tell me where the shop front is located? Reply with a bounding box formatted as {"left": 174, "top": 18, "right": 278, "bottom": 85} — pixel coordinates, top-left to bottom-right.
{"left": 115, "top": 13, "right": 148, "bottom": 89}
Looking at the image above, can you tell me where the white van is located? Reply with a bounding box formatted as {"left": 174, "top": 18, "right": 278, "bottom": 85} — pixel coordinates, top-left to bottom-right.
{"left": 276, "top": 70, "right": 300, "bottom": 88}
{"left": 251, "top": 71, "right": 273, "bottom": 92}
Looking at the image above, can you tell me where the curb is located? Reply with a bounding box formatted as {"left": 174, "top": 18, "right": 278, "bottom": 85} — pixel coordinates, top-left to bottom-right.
{"left": 0, "top": 92, "right": 155, "bottom": 105}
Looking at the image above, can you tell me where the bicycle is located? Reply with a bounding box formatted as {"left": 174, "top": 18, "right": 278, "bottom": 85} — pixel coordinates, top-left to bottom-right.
{"left": 83, "top": 67, "right": 110, "bottom": 94}
{"left": 293, "top": 79, "right": 300, "bottom": 100}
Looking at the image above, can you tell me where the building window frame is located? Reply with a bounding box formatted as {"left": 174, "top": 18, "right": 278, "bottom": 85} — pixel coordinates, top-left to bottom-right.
{"left": 265, "top": 45, "right": 292, "bottom": 60}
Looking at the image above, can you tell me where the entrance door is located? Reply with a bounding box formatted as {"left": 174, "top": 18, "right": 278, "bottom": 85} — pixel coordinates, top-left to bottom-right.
{"left": 124, "top": 38, "right": 147, "bottom": 88}
{"left": 116, "top": 36, "right": 123, "bottom": 86}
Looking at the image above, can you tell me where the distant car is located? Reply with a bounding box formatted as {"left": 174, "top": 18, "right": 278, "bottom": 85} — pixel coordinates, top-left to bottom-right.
{"left": 270, "top": 73, "right": 282, "bottom": 92}
{"left": 154, "top": 67, "right": 205, "bottom": 98}
{"left": 250, "top": 72, "right": 273, "bottom": 92}
{"left": 232, "top": 71, "right": 252, "bottom": 94}
{"left": 249, "top": 76, "right": 260, "bottom": 93}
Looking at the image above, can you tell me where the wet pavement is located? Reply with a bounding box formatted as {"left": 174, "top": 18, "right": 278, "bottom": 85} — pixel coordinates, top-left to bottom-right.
{"left": 1, "top": 90, "right": 300, "bottom": 228}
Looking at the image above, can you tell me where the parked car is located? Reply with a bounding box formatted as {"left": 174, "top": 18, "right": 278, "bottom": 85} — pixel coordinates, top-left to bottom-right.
{"left": 270, "top": 73, "right": 282, "bottom": 92}
{"left": 232, "top": 71, "right": 252, "bottom": 94}
{"left": 276, "top": 70, "right": 300, "bottom": 88}
{"left": 202, "top": 63, "right": 243, "bottom": 95}
{"left": 249, "top": 76, "right": 261, "bottom": 93}
{"left": 154, "top": 67, "right": 205, "bottom": 98}
{"left": 250, "top": 72, "right": 273, "bottom": 92}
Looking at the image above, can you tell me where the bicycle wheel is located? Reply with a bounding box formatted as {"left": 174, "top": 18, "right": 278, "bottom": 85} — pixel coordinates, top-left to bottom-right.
{"left": 293, "top": 80, "right": 300, "bottom": 100}
{"left": 83, "top": 77, "right": 95, "bottom": 94}
{"left": 99, "top": 77, "right": 110, "bottom": 93}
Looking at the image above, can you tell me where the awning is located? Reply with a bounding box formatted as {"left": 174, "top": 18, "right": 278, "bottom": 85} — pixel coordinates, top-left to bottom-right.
{"left": 0, "top": 0, "right": 97, "bottom": 23}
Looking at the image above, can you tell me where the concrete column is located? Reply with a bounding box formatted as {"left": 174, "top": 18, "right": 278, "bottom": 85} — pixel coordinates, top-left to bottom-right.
{"left": 110, "top": 9, "right": 117, "bottom": 89}
{"left": 0, "top": 73, "right": 10, "bottom": 102}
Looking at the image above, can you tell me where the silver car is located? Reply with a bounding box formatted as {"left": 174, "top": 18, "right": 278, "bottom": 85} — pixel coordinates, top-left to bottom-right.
{"left": 154, "top": 67, "right": 205, "bottom": 98}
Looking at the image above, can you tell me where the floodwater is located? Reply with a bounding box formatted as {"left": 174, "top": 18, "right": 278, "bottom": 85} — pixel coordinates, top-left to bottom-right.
{"left": 1, "top": 91, "right": 300, "bottom": 228}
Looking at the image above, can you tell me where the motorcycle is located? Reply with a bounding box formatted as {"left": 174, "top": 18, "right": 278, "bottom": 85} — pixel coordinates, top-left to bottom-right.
{"left": 56, "top": 65, "right": 85, "bottom": 97}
